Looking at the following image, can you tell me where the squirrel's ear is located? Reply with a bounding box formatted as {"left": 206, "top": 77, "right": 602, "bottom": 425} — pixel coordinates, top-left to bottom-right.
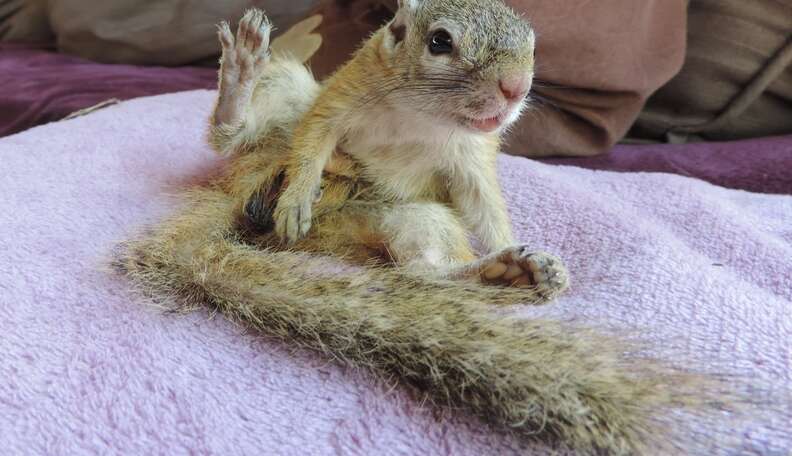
{"left": 390, "top": 0, "right": 420, "bottom": 43}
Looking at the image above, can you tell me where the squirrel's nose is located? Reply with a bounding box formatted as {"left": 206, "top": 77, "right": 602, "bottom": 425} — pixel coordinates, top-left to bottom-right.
{"left": 498, "top": 74, "right": 531, "bottom": 103}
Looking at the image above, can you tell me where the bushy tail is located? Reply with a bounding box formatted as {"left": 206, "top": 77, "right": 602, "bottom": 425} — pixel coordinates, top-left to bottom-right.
{"left": 116, "top": 189, "right": 726, "bottom": 455}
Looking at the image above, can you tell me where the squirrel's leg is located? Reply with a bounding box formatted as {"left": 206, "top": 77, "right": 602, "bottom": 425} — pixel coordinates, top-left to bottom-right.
{"left": 377, "top": 202, "right": 478, "bottom": 268}
{"left": 377, "top": 203, "right": 569, "bottom": 296}
{"left": 273, "top": 111, "right": 341, "bottom": 244}
{"left": 209, "top": 9, "right": 320, "bottom": 157}
{"left": 448, "top": 153, "right": 515, "bottom": 253}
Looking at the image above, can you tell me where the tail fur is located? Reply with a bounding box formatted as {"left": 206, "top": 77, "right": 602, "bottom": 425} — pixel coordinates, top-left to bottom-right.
{"left": 116, "top": 188, "right": 728, "bottom": 455}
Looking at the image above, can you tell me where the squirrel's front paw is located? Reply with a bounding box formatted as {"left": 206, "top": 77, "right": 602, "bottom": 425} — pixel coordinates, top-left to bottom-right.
{"left": 480, "top": 247, "right": 570, "bottom": 298}
{"left": 273, "top": 191, "right": 315, "bottom": 245}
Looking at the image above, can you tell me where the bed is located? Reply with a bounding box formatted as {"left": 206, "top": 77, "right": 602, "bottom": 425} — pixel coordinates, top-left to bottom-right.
{"left": 1, "top": 45, "right": 791, "bottom": 455}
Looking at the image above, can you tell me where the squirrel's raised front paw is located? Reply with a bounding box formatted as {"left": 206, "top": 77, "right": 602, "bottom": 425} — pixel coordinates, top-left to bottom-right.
{"left": 273, "top": 191, "right": 315, "bottom": 245}
{"left": 480, "top": 247, "right": 569, "bottom": 298}
{"left": 217, "top": 9, "right": 271, "bottom": 89}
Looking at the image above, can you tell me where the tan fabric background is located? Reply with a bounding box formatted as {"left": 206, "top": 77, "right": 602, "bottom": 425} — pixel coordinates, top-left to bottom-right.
{"left": 633, "top": 0, "right": 792, "bottom": 143}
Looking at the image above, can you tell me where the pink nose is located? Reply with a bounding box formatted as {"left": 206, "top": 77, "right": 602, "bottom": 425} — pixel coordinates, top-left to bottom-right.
{"left": 499, "top": 74, "right": 531, "bottom": 102}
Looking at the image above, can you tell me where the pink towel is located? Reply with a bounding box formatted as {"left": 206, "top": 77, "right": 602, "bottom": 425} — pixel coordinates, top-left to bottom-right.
{"left": 1, "top": 90, "right": 790, "bottom": 455}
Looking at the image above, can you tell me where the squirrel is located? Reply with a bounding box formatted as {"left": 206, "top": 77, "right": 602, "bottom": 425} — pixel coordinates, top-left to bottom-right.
{"left": 118, "top": 2, "right": 726, "bottom": 453}
{"left": 208, "top": 0, "right": 570, "bottom": 298}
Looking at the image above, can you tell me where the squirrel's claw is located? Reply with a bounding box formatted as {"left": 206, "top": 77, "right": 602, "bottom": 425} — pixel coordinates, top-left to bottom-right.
{"left": 274, "top": 198, "right": 313, "bottom": 245}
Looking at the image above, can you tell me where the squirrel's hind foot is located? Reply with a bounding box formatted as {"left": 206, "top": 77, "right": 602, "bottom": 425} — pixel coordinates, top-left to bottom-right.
{"left": 216, "top": 9, "right": 272, "bottom": 103}
{"left": 480, "top": 247, "right": 570, "bottom": 297}
{"left": 212, "top": 9, "right": 272, "bottom": 132}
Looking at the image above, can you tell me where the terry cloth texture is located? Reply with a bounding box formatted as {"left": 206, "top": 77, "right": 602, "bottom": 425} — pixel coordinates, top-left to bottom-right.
{"left": 1, "top": 90, "right": 790, "bottom": 455}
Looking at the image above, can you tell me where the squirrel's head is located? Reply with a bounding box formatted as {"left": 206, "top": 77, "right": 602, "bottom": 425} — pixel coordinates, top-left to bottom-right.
{"left": 380, "top": 0, "right": 535, "bottom": 134}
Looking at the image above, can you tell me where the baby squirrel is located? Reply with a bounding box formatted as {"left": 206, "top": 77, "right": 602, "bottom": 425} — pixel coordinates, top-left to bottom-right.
{"left": 208, "top": 0, "right": 569, "bottom": 296}
{"left": 119, "top": 5, "right": 712, "bottom": 450}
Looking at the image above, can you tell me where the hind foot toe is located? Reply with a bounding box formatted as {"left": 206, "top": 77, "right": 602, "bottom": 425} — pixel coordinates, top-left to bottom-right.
{"left": 480, "top": 246, "right": 569, "bottom": 297}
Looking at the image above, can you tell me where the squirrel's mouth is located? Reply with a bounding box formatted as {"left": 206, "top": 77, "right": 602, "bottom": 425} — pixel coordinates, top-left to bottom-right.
{"left": 460, "top": 110, "right": 511, "bottom": 133}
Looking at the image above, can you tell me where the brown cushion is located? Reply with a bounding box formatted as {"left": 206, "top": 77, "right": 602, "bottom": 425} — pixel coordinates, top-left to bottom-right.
{"left": 0, "top": 0, "right": 52, "bottom": 43}
{"left": 307, "top": 0, "right": 688, "bottom": 157}
{"left": 633, "top": 0, "right": 792, "bottom": 143}
{"left": 45, "top": 0, "right": 318, "bottom": 66}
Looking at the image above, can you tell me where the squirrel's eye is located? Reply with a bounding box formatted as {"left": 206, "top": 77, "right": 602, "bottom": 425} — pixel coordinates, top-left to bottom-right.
{"left": 428, "top": 30, "right": 453, "bottom": 55}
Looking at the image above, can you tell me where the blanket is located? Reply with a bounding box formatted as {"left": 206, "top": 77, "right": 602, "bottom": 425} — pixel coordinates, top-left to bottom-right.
{"left": 1, "top": 90, "right": 790, "bottom": 455}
